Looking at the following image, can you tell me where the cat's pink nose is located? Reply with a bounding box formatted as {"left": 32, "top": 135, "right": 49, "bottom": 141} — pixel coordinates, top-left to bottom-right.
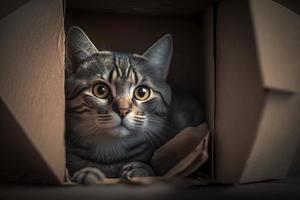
{"left": 116, "top": 108, "right": 130, "bottom": 119}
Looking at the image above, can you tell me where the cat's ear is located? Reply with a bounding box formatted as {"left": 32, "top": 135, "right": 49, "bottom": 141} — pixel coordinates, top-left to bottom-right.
{"left": 143, "top": 34, "right": 173, "bottom": 80}
{"left": 66, "top": 26, "right": 99, "bottom": 73}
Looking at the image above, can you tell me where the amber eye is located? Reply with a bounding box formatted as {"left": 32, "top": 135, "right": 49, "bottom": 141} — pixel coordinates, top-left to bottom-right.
{"left": 92, "top": 83, "right": 110, "bottom": 99}
{"left": 134, "top": 86, "right": 151, "bottom": 101}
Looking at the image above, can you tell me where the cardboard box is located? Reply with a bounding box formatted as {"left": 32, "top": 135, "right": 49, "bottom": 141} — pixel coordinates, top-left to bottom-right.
{"left": 214, "top": 0, "right": 300, "bottom": 183}
{"left": 0, "top": 0, "right": 65, "bottom": 184}
{"left": 0, "top": 0, "right": 299, "bottom": 185}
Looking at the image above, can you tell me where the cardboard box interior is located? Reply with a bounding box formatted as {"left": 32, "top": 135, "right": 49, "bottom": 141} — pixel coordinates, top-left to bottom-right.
{"left": 0, "top": 0, "right": 214, "bottom": 185}
{"left": 0, "top": 0, "right": 299, "bottom": 185}
{"left": 65, "top": 0, "right": 300, "bottom": 184}
{"left": 65, "top": 0, "right": 214, "bottom": 183}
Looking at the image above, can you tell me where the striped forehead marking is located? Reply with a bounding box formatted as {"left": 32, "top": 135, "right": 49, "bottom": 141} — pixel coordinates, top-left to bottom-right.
{"left": 109, "top": 53, "right": 138, "bottom": 84}
{"left": 113, "top": 53, "right": 131, "bottom": 78}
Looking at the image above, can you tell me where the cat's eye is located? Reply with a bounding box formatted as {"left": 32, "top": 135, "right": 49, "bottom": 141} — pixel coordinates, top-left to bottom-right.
{"left": 134, "top": 86, "right": 151, "bottom": 101}
{"left": 92, "top": 83, "right": 110, "bottom": 99}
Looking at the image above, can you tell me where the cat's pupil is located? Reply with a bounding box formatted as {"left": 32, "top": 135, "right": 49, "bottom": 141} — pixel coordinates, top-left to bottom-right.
{"left": 98, "top": 85, "right": 106, "bottom": 95}
{"left": 138, "top": 88, "right": 147, "bottom": 97}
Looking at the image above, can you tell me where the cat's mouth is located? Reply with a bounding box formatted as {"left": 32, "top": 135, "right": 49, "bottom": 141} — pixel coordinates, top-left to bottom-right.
{"left": 112, "top": 125, "right": 131, "bottom": 137}
{"left": 100, "top": 117, "right": 133, "bottom": 137}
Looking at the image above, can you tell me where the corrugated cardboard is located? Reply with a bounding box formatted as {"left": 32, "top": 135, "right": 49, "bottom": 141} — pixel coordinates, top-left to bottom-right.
{"left": 0, "top": 0, "right": 299, "bottom": 185}
{"left": 0, "top": 0, "right": 65, "bottom": 184}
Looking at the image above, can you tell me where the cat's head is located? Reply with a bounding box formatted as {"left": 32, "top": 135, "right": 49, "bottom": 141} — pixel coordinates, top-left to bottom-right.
{"left": 65, "top": 26, "right": 172, "bottom": 142}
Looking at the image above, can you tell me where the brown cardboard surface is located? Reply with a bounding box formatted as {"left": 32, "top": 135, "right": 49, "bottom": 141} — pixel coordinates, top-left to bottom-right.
{"left": 289, "top": 141, "right": 300, "bottom": 176}
{"left": 0, "top": 0, "right": 28, "bottom": 20}
{"left": 152, "top": 123, "right": 209, "bottom": 176}
{"left": 0, "top": 99, "right": 60, "bottom": 183}
{"left": 202, "top": 5, "right": 215, "bottom": 181}
{"left": 241, "top": 92, "right": 300, "bottom": 182}
{"left": 215, "top": 0, "right": 300, "bottom": 183}
{"left": 215, "top": 0, "right": 265, "bottom": 183}
{"left": 239, "top": 0, "right": 300, "bottom": 183}
{"left": 0, "top": 0, "right": 65, "bottom": 184}
{"left": 275, "top": 0, "right": 300, "bottom": 15}
{"left": 203, "top": 6, "right": 215, "bottom": 137}
{"left": 1, "top": 0, "right": 299, "bottom": 185}
{"left": 250, "top": 0, "right": 300, "bottom": 93}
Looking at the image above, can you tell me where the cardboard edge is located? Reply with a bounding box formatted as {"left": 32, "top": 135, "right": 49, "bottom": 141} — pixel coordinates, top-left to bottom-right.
{"left": 0, "top": 0, "right": 66, "bottom": 184}
{"left": 249, "top": 0, "right": 300, "bottom": 93}
{"left": 0, "top": 98, "right": 62, "bottom": 184}
{"left": 240, "top": 90, "right": 300, "bottom": 183}
{"left": 203, "top": 4, "right": 215, "bottom": 182}
{"left": 214, "top": 0, "right": 267, "bottom": 184}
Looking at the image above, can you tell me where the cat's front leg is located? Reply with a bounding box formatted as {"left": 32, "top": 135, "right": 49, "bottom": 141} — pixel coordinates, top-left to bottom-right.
{"left": 72, "top": 167, "right": 106, "bottom": 185}
{"left": 119, "top": 162, "right": 154, "bottom": 179}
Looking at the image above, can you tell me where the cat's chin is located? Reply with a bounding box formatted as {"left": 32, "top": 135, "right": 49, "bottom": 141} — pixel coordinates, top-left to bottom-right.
{"left": 108, "top": 125, "right": 131, "bottom": 137}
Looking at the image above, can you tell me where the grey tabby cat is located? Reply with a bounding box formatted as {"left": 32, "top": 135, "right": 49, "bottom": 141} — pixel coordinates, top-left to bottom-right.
{"left": 65, "top": 26, "right": 203, "bottom": 184}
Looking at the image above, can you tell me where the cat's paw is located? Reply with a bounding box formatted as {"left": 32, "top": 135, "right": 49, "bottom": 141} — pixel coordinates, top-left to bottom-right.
{"left": 72, "top": 167, "right": 106, "bottom": 185}
{"left": 120, "top": 162, "right": 154, "bottom": 179}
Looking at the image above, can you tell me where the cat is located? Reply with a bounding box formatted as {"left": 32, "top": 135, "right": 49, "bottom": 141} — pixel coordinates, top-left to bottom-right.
{"left": 65, "top": 26, "right": 204, "bottom": 184}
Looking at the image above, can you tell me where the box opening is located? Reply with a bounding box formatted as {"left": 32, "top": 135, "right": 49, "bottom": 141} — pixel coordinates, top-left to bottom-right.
{"left": 2, "top": 0, "right": 299, "bottom": 186}
{"left": 64, "top": 0, "right": 215, "bottom": 183}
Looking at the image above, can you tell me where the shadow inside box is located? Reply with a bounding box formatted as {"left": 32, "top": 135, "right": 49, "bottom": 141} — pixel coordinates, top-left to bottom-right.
{"left": 1, "top": 176, "right": 300, "bottom": 200}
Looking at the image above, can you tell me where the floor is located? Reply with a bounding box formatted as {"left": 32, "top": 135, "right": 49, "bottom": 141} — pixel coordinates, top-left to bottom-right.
{"left": 1, "top": 176, "right": 300, "bottom": 200}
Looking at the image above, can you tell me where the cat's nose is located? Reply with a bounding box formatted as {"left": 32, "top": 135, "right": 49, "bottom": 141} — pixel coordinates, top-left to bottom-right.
{"left": 116, "top": 108, "right": 130, "bottom": 119}
{"left": 113, "top": 97, "right": 132, "bottom": 119}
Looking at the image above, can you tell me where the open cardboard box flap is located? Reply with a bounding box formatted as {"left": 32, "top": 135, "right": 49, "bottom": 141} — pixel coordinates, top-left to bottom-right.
{"left": 1, "top": 0, "right": 300, "bottom": 185}
{"left": 214, "top": 0, "right": 300, "bottom": 183}
{"left": 250, "top": 0, "right": 300, "bottom": 93}
{"left": 0, "top": 0, "right": 65, "bottom": 184}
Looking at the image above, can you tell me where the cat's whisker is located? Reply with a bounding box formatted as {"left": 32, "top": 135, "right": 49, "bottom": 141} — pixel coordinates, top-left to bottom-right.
{"left": 66, "top": 109, "right": 91, "bottom": 114}
{"left": 98, "top": 118, "right": 112, "bottom": 122}
{"left": 145, "top": 121, "right": 168, "bottom": 144}
{"left": 82, "top": 120, "right": 107, "bottom": 137}
{"left": 140, "top": 129, "right": 156, "bottom": 150}
{"left": 71, "top": 114, "right": 97, "bottom": 118}
{"left": 65, "top": 29, "right": 179, "bottom": 179}
{"left": 132, "top": 117, "right": 143, "bottom": 121}
{"left": 75, "top": 121, "right": 96, "bottom": 129}
{"left": 133, "top": 119, "right": 145, "bottom": 123}
{"left": 133, "top": 115, "right": 146, "bottom": 119}
{"left": 134, "top": 123, "right": 144, "bottom": 127}
{"left": 73, "top": 115, "right": 112, "bottom": 122}
{"left": 98, "top": 115, "right": 112, "bottom": 118}
{"left": 75, "top": 114, "right": 111, "bottom": 117}
{"left": 73, "top": 120, "right": 108, "bottom": 138}
{"left": 143, "top": 125, "right": 162, "bottom": 147}
{"left": 133, "top": 118, "right": 144, "bottom": 123}
{"left": 145, "top": 130, "right": 161, "bottom": 148}
{"left": 97, "top": 123, "right": 112, "bottom": 126}
{"left": 147, "top": 116, "right": 172, "bottom": 130}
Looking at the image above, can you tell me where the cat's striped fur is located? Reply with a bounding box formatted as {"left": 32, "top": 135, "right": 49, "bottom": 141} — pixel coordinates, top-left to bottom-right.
{"left": 65, "top": 27, "right": 203, "bottom": 183}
